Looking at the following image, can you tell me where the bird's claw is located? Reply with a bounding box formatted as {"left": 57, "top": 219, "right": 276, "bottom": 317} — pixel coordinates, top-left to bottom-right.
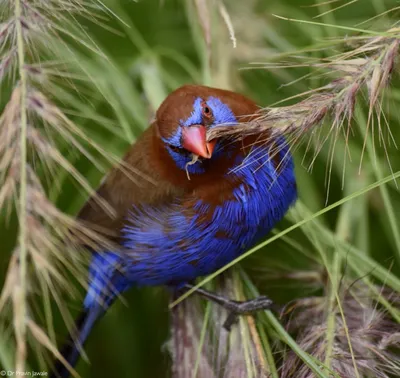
{"left": 182, "top": 284, "right": 273, "bottom": 331}
{"left": 222, "top": 295, "right": 273, "bottom": 314}
{"left": 222, "top": 296, "right": 273, "bottom": 331}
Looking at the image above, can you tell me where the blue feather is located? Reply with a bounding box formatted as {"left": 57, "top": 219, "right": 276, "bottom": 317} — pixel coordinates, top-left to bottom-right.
{"left": 84, "top": 136, "right": 297, "bottom": 309}
{"left": 181, "top": 97, "right": 203, "bottom": 127}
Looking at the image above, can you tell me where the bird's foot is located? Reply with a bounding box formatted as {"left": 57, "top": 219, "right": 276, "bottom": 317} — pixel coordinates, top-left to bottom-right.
{"left": 219, "top": 295, "right": 273, "bottom": 331}
{"left": 183, "top": 284, "right": 272, "bottom": 331}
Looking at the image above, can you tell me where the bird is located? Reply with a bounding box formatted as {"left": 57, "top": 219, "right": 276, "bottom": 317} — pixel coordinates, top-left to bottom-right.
{"left": 51, "top": 85, "right": 297, "bottom": 377}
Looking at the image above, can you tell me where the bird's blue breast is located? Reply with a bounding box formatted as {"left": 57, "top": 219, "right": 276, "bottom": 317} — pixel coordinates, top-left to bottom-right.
{"left": 84, "top": 139, "right": 297, "bottom": 309}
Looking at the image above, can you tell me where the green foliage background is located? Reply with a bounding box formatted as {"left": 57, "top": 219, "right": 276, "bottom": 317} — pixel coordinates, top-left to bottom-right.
{"left": 0, "top": 0, "right": 399, "bottom": 377}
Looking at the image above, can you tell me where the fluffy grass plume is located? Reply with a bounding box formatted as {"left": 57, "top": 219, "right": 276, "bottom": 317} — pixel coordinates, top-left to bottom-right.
{"left": 0, "top": 0, "right": 132, "bottom": 373}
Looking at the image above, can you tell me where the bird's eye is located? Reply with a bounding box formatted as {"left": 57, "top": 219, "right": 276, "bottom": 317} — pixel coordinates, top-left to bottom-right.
{"left": 201, "top": 101, "right": 213, "bottom": 119}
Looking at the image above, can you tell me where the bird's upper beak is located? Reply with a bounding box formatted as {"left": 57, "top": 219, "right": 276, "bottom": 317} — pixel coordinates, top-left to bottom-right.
{"left": 182, "top": 125, "right": 216, "bottom": 159}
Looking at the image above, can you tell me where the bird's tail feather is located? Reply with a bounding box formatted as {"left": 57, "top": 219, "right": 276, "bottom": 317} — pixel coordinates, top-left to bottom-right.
{"left": 50, "top": 304, "right": 105, "bottom": 378}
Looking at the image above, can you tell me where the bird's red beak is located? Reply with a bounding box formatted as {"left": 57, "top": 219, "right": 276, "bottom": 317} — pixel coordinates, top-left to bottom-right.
{"left": 182, "top": 125, "right": 216, "bottom": 159}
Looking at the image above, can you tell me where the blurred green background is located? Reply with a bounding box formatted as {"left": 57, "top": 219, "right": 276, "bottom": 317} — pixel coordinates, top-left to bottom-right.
{"left": 1, "top": 0, "right": 399, "bottom": 377}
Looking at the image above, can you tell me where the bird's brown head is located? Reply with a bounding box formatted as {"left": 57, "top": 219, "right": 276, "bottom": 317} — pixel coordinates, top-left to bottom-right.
{"left": 154, "top": 85, "right": 259, "bottom": 176}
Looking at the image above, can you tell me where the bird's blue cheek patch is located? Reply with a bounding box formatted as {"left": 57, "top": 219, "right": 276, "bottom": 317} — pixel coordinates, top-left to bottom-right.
{"left": 162, "top": 127, "right": 182, "bottom": 147}
{"left": 181, "top": 97, "right": 203, "bottom": 127}
{"left": 206, "top": 97, "right": 237, "bottom": 128}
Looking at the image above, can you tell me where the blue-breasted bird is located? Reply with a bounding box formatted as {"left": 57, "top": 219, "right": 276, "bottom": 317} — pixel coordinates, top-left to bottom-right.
{"left": 51, "top": 85, "right": 297, "bottom": 377}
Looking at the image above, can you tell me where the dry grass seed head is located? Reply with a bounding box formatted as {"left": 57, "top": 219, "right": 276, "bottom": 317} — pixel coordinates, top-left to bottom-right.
{"left": 280, "top": 282, "right": 400, "bottom": 378}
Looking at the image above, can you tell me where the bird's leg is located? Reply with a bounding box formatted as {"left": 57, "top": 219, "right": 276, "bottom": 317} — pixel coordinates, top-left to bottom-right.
{"left": 183, "top": 283, "right": 273, "bottom": 331}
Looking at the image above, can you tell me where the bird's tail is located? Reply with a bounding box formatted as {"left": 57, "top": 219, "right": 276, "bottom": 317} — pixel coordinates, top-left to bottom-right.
{"left": 50, "top": 304, "right": 105, "bottom": 378}
{"left": 51, "top": 251, "right": 127, "bottom": 377}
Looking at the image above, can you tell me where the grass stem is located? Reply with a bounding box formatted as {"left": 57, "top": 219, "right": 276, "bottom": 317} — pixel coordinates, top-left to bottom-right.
{"left": 15, "top": 0, "right": 28, "bottom": 371}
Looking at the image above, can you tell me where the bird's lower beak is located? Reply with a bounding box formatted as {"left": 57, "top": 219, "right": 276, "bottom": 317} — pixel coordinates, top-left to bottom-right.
{"left": 182, "top": 125, "right": 216, "bottom": 159}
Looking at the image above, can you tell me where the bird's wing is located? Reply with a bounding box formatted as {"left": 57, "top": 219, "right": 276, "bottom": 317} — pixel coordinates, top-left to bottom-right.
{"left": 77, "top": 126, "right": 183, "bottom": 241}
